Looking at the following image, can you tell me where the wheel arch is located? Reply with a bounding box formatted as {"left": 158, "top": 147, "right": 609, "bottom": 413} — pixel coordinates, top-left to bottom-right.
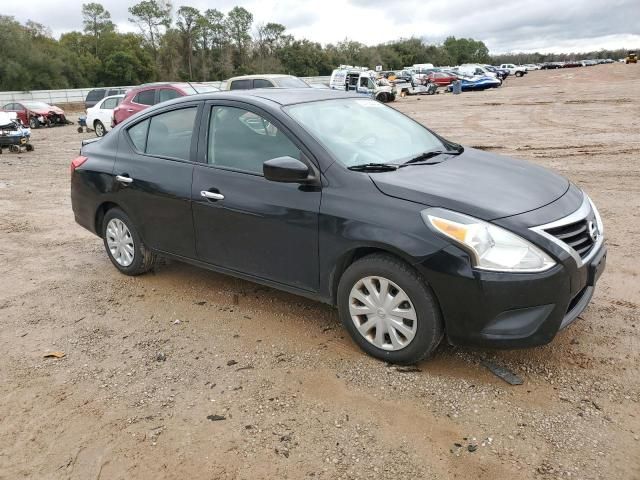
{"left": 329, "top": 245, "right": 420, "bottom": 305}
{"left": 94, "top": 201, "right": 124, "bottom": 237}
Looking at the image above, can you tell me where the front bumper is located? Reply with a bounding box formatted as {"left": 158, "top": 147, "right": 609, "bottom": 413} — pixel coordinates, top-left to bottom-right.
{"left": 418, "top": 240, "right": 606, "bottom": 349}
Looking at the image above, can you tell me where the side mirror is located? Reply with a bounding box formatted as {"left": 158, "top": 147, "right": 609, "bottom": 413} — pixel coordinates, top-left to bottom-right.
{"left": 263, "top": 156, "right": 311, "bottom": 183}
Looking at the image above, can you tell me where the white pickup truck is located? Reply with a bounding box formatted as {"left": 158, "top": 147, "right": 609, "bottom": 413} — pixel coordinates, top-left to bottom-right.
{"left": 499, "top": 64, "right": 528, "bottom": 77}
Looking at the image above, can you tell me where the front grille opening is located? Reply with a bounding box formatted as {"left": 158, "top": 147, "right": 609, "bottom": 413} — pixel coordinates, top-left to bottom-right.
{"left": 545, "top": 220, "right": 595, "bottom": 259}
{"left": 567, "top": 287, "right": 587, "bottom": 313}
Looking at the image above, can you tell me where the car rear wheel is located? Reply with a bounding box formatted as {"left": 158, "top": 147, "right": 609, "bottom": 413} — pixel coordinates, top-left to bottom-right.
{"left": 102, "top": 208, "right": 156, "bottom": 276}
{"left": 94, "top": 120, "right": 106, "bottom": 137}
{"left": 337, "top": 254, "right": 443, "bottom": 364}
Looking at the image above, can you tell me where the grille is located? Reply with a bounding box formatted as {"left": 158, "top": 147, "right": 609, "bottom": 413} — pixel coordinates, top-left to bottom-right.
{"left": 545, "top": 219, "right": 595, "bottom": 259}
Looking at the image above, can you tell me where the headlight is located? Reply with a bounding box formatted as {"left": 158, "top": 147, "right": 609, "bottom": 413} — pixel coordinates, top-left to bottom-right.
{"left": 422, "top": 208, "right": 556, "bottom": 272}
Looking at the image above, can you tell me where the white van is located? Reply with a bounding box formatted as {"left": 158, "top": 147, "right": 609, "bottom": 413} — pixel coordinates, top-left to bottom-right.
{"left": 329, "top": 66, "right": 396, "bottom": 103}
{"left": 458, "top": 64, "right": 498, "bottom": 78}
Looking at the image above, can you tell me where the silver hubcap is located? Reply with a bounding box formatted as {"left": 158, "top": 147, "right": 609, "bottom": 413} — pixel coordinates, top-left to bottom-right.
{"left": 106, "top": 218, "right": 134, "bottom": 267}
{"left": 96, "top": 123, "right": 104, "bottom": 136}
{"left": 349, "top": 276, "right": 417, "bottom": 351}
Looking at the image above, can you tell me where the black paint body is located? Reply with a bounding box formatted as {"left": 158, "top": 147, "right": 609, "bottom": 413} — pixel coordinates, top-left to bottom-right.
{"left": 71, "top": 89, "right": 606, "bottom": 348}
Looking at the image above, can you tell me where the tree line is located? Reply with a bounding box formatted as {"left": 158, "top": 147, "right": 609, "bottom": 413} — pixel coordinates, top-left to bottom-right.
{"left": 0, "top": 2, "right": 635, "bottom": 91}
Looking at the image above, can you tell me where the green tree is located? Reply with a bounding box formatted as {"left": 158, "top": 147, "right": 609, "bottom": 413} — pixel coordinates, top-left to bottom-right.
{"left": 81, "top": 2, "right": 114, "bottom": 56}
{"left": 225, "top": 6, "right": 253, "bottom": 70}
{"left": 176, "top": 6, "right": 201, "bottom": 79}
{"left": 128, "top": 0, "right": 172, "bottom": 63}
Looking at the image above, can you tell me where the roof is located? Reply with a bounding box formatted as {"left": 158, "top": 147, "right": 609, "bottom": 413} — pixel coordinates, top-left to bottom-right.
{"left": 190, "top": 88, "right": 361, "bottom": 106}
{"left": 227, "top": 74, "right": 296, "bottom": 81}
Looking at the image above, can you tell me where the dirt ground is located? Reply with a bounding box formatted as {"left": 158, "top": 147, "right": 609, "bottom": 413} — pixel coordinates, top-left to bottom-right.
{"left": 1, "top": 64, "right": 639, "bottom": 480}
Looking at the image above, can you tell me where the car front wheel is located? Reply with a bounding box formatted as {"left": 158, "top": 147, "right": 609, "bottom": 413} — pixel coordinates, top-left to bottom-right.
{"left": 29, "top": 117, "right": 39, "bottom": 129}
{"left": 102, "top": 208, "right": 156, "bottom": 276}
{"left": 337, "top": 254, "right": 443, "bottom": 364}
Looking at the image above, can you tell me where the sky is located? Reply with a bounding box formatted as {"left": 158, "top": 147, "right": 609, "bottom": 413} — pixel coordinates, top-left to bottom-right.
{"left": 3, "top": 0, "right": 639, "bottom": 54}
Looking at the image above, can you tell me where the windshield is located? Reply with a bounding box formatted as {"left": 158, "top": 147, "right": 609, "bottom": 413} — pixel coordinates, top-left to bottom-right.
{"left": 22, "top": 101, "right": 51, "bottom": 109}
{"left": 285, "top": 98, "right": 445, "bottom": 167}
{"left": 275, "top": 77, "right": 309, "bottom": 88}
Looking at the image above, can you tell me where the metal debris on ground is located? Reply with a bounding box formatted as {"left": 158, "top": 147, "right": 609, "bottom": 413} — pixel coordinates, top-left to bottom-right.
{"left": 43, "top": 351, "right": 65, "bottom": 359}
{"left": 482, "top": 359, "right": 523, "bottom": 385}
{"left": 394, "top": 365, "right": 422, "bottom": 373}
{"left": 207, "top": 414, "right": 226, "bottom": 421}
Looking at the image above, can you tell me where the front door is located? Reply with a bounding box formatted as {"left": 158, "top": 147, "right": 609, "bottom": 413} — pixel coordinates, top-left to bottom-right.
{"left": 192, "top": 102, "right": 321, "bottom": 292}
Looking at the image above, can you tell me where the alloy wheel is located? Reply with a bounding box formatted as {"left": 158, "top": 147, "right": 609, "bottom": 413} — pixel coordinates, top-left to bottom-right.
{"left": 106, "top": 218, "right": 135, "bottom": 267}
{"left": 348, "top": 276, "right": 417, "bottom": 351}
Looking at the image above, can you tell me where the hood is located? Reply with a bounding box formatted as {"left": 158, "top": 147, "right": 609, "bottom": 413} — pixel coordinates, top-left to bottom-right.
{"left": 370, "top": 148, "right": 569, "bottom": 221}
{"left": 31, "top": 106, "right": 64, "bottom": 115}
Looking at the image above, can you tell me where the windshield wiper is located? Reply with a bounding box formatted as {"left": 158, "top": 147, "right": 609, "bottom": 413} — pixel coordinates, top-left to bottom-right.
{"left": 402, "top": 148, "right": 463, "bottom": 166}
{"left": 347, "top": 163, "right": 398, "bottom": 172}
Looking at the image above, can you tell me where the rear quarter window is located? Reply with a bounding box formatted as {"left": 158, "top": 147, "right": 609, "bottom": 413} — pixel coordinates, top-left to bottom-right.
{"left": 127, "top": 119, "right": 149, "bottom": 152}
{"left": 86, "top": 89, "right": 105, "bottom": 101}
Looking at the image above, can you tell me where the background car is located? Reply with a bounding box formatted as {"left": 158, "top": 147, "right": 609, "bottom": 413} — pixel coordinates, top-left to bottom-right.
{"left": 224, "top": 74, "right": 310, "bottom": 90}
{"left": 84, "top": 88, "right": 127, "bottom": 109}
{"left": 86, "top": 94, "right": 124, "bottom": 137}
{"left": 112, "top": 82, "right": 219, "bottom": 126}
{"left": 426, "top": 71, "right": 458, "bottom": 86}
{"left": 0, "top": 101, "right": 67, "bottom": 128}
{"left": 70, "top": 89, "right": 606, "bottom": 365}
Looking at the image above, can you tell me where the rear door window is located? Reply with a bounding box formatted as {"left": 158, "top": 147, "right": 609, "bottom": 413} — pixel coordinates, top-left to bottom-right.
{"left": 159, "top": 88, "right": 181, "bottom": 103}
{"left": 102, "top": 97, "right": 119, "bottom": 109}
{"left": 145, "top": 108, "right": 198, "bottom": 161}
{"left": 133, "top": 89, "right": 155, "bottom": 105}
{"left": 229, "top": 79, "right": 252, "bottom": 90}
{"left": 253, "top": 79, "right": 274, "bottom": 88}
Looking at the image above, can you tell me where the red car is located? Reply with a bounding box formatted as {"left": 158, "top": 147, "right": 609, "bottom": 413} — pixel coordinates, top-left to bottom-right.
{"left": 1, "top": 101, "right": 67, "bottom": 128}
{"left": 426, "top": 72, "right": 458, "bottom": 86}
{"left": 113, "top": 82, "right": 218, "bottom": 126}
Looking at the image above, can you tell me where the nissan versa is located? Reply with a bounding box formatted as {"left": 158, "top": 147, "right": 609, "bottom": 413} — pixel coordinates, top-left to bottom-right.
{"left": 70, "top": 89, "right": 606, "bottom": 364}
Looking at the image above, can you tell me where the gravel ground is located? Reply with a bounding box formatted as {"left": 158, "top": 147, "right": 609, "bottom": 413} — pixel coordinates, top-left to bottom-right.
{"left": 0, "top": 64, "right": 639, "bottom": 479}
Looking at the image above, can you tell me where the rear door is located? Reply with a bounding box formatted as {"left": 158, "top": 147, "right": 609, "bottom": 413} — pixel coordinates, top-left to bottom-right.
{"left": 191, "top": 101, "right": 321, "bottom": 291}
{"left": 98, "top": 97, "right": 119, "bottom": 128}
{"left": 112, "top": 101, "right": 201, "bottom": 258}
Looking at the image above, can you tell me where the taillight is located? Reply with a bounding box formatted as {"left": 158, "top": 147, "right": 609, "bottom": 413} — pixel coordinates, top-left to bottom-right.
{"left": 71, "top": 155, "right": 88, "bottom": 174}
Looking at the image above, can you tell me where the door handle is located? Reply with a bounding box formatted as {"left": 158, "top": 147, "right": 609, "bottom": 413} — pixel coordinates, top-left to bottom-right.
{"left": 115, "top": 175, "right": 133, "bottom": 184}
{"left": 200, "top": 190, "right": 224, "bottom": 200}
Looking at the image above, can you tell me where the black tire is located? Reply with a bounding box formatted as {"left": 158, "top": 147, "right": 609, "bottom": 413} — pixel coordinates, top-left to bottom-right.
{"left": 515, "top": 71, "right": 524, "bottom": 77}
{"left": 94, "top": 120, "right": 106, "bottom": 137}
{"left": 337, "top": 253, "right": 443, "bottom": 364}
{"left": 29, "top": 117, "right": 39, "bottom": 129}
{"left": 25, "top": 144, "right": 34, "bottom": 152}
{"left": 377, "top": 92, "right": 389, "bottom": 103}
{"left": 101, "top": 208, "right": 156, "bottom": 276}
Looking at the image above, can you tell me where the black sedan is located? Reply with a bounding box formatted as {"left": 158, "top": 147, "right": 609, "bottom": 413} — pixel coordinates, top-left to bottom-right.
{"left": 71, "top": 89, "right": 606, "bottom": 364}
